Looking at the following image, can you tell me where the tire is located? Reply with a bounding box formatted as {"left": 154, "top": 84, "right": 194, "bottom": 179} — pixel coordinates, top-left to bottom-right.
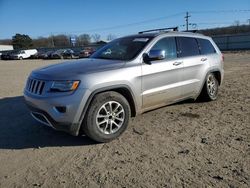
{"left": 19, "top": 56, "right": 23, "bottom": 60}
{"left": 82, "top": 91, "right": 131, "bottom": 142}
{"left": 198, "top": 73, "right": 219, "bottom": 101}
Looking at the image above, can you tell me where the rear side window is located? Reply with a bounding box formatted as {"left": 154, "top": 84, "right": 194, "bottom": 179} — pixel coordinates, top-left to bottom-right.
{"left": 197, "top": 38, "right": 216, "bottom": 55}
{"left": 177, "top": 37, "right": 200, "bottom": 58}
{"left": 151, "top": 37, "right": 177, "bottom": 59}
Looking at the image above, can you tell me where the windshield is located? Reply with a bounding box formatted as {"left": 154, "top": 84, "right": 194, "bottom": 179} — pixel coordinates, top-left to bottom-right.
{"left": 91, "top": 36, "right": 153, "bottom": 61}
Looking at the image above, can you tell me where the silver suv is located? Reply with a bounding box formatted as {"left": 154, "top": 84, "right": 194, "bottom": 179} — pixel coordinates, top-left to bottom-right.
{"left": 24, "top": 29, "right": 224, "bottom": 142}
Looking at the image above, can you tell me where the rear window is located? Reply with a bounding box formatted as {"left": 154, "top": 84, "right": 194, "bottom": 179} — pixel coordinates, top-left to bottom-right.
{"left": 197, "top": 38, "right": 216, "bottom": 55}
{"left": 177, "top": 37, "right": 200, "bottom": 58}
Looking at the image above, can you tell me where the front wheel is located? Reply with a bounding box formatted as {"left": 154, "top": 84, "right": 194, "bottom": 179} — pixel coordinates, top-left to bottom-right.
{"left": 82, "top": 91, "right": 131, "bottom": 142}
{"left": 198, "top": 73, "right": 219, "bottom": 101}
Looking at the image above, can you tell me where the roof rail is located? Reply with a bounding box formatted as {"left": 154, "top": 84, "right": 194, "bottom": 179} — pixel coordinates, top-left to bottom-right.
{"left": 138, "top": 27, "right": 178, "bottom": 34}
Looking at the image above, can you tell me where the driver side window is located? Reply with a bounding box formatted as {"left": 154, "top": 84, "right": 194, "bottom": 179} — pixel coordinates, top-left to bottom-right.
{"left": 151, "top": 37, "right": 177, "bottom": 59}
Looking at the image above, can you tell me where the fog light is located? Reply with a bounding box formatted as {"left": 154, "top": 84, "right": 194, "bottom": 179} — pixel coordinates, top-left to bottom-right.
{"left": 55, "top": 106, "right": 66, "bottom": 113}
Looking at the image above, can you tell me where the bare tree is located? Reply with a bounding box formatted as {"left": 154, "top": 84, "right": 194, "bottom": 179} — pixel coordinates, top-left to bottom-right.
{"left": 33, "top": 37, "right": 51, "bottom": 48}
{"left": 77, "top": 34, "right": 91, "bottom": 46}
{"left": 107, "top": 34, "right": 116, "bottom": 41}
{"left": 92, "top": 34, "right": 101, "bottom": 42}
{"left": 52, "top": 34, "right": 70, "bottom": 47}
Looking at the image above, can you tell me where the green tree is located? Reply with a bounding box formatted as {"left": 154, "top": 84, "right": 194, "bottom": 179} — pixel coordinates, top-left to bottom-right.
{"left": 12, "top": 33, "right": 33, "bottom": 49}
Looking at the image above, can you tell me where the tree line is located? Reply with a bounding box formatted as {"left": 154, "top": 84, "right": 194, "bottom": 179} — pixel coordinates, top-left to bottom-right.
{"left": 1, "top": 24, "right": 249, "bottom": 49}
{"left": 199, "top": 24, "right": 250, "bottom": 36}
{"left": 0, "top": 33, "right": 116, "bottom": 50}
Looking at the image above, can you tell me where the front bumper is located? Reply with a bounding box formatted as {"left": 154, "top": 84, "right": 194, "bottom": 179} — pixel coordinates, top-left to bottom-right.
{"left": 26, "top": 103, "right": 79, "bottom": 135}
{"left": 24, "top": 88, "right": 91, "bottom": 136}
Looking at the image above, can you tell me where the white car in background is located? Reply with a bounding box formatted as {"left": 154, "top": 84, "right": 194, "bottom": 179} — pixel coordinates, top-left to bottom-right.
{"left": 11, "top": 49, "right": 38, "bottom": 60}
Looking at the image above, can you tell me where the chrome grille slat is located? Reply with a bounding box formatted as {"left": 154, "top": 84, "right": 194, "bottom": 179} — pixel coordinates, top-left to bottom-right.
{"left": 39, "top": 82, "right": 45, "bottom": 95}
{"left": 26, "top": 78, "right": 45, "bottom": 95}
{"left": 32, "top": 80, "right": 38, "bottom": 93}
{"left": 37, "top": 81, "right": 42, "bottom": 94}
{"left": 31, "top": 80, "right": 36, "bottom": 92}
{"left": 34, "top": 81, "right": 40, "bottom": 94}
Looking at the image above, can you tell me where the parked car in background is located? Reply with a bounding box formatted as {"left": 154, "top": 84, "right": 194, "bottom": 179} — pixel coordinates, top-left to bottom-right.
{"left": 10, "top": 49, "right": 38, "bottom": 60}
{"left": 62, "top": 49, "right": 79, "bottom": 59}
{"left": 0, "top": 50, "right": 11, "bottom": 60}
{"left": 51, "top": 49, "right": 64, "bottom": 59}
{"left": 51, "top": 49, "right": 78, "bottom": 59}
{"left": 30, "top": 49, "right": 47, "bottom": 59}
{"left": 79, "top": 47, "right": 96, "bottom": 58}
{"left": 1, "top": 50, "right": 17, "bottom": 60}
{"left": 39, "top": 50, "right": 55, "bottom": 59}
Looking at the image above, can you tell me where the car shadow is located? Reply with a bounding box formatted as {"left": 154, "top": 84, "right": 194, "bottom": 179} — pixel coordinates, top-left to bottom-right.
{"left": 0, "top": 96, "right": 96, "bottom": 150}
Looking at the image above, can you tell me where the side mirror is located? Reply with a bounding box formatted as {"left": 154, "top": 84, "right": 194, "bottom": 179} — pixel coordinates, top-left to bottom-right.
{"left": 143, "top": 50, "right": 165, "bottom": 64}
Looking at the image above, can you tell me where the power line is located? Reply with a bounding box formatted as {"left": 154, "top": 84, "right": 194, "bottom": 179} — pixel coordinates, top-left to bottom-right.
{"left": 190, "top": 9, "right": 250, "bottom": 14}
{"left": 39, "top": 9, "right": 250, "bottom": 37}
{"left": 41, "top": 12, "right": 184, "bottom": 36}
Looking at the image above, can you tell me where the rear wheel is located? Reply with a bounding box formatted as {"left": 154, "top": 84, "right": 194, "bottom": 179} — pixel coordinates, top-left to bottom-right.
{"left": 83, "top": 91, "right": 131, "bottom": 142}
{"left": 198, "top": 73, "right": 219, "bottom": 101}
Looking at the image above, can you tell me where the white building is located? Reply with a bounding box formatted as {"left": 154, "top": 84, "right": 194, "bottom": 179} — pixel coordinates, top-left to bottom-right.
{"left": 0, "top": 45, "right": 14, "bottom": 51}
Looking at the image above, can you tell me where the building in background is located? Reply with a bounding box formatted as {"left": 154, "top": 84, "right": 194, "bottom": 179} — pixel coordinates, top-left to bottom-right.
{"left": 0, "top": 45, "right": 14, "bottom": 51}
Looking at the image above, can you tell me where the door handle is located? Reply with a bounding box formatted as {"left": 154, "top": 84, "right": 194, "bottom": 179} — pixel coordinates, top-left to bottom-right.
{"left": 173, "top": 61, "right": 182, "bottom": 66}
{"left": 201, "top": 58, "right": 207, "bottom": 62}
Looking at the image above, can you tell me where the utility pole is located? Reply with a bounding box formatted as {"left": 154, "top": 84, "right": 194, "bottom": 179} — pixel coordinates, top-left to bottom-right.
{"left": 185, "top": 12, "right": 191, "bottom": 31}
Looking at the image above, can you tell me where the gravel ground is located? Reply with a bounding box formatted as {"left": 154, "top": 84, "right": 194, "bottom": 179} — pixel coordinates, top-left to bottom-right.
{"left": 0, "top": 53, "right": 249, "bottom": 187}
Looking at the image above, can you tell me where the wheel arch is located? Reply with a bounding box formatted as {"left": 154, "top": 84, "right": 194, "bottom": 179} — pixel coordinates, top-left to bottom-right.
{"left": 195, "top": 68, "right": 222, "bottom": 100}
{"left": 79, "top": 85, "right": 137, "bottom": 126}
{"left": 212, "top": 70, "right": 222, "bottom": 85}
{"left": 204, "top": 68, "right": 222, "bottom": 86}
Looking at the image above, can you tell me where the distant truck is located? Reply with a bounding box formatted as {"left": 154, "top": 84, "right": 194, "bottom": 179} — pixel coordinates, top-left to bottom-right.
{"left": 11, "top": 49, "right": 38, "bottom": 60}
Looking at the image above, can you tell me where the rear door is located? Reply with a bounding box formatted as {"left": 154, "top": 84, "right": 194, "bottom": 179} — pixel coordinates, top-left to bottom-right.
{"left": 142, "top": 37, "right": 183, "bottom": 110}
{"left": 176, "top": 36, "right": 206, "bottom": 98}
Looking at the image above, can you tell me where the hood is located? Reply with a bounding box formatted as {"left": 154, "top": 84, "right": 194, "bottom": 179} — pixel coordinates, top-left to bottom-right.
{"left": 31, "top": 58, "right": 125, "bottom": 80}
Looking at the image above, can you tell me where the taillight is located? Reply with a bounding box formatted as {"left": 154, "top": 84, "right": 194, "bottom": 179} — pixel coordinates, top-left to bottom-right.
{"left": 222, "top": 54, "right": 224, "bottom": 61}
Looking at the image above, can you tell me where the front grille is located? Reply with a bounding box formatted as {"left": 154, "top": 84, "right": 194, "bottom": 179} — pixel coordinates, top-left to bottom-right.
{"left": 26, "top": 78, "right": 45, "bottom": 95}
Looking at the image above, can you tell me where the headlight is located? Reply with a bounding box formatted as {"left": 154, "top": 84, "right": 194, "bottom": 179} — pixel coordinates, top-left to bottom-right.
{"left": 50, "top": 81, "right": 80, "bottom": 92}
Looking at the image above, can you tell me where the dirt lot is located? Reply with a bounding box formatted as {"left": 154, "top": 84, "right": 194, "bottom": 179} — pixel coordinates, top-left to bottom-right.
{"left": 0, "top": 53, "right": 249, "bottom": 188}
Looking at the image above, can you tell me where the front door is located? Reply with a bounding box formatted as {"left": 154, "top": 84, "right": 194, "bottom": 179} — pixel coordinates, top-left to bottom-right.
{"left": 141, "top": 37, "right": 183, "bottom": 110}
